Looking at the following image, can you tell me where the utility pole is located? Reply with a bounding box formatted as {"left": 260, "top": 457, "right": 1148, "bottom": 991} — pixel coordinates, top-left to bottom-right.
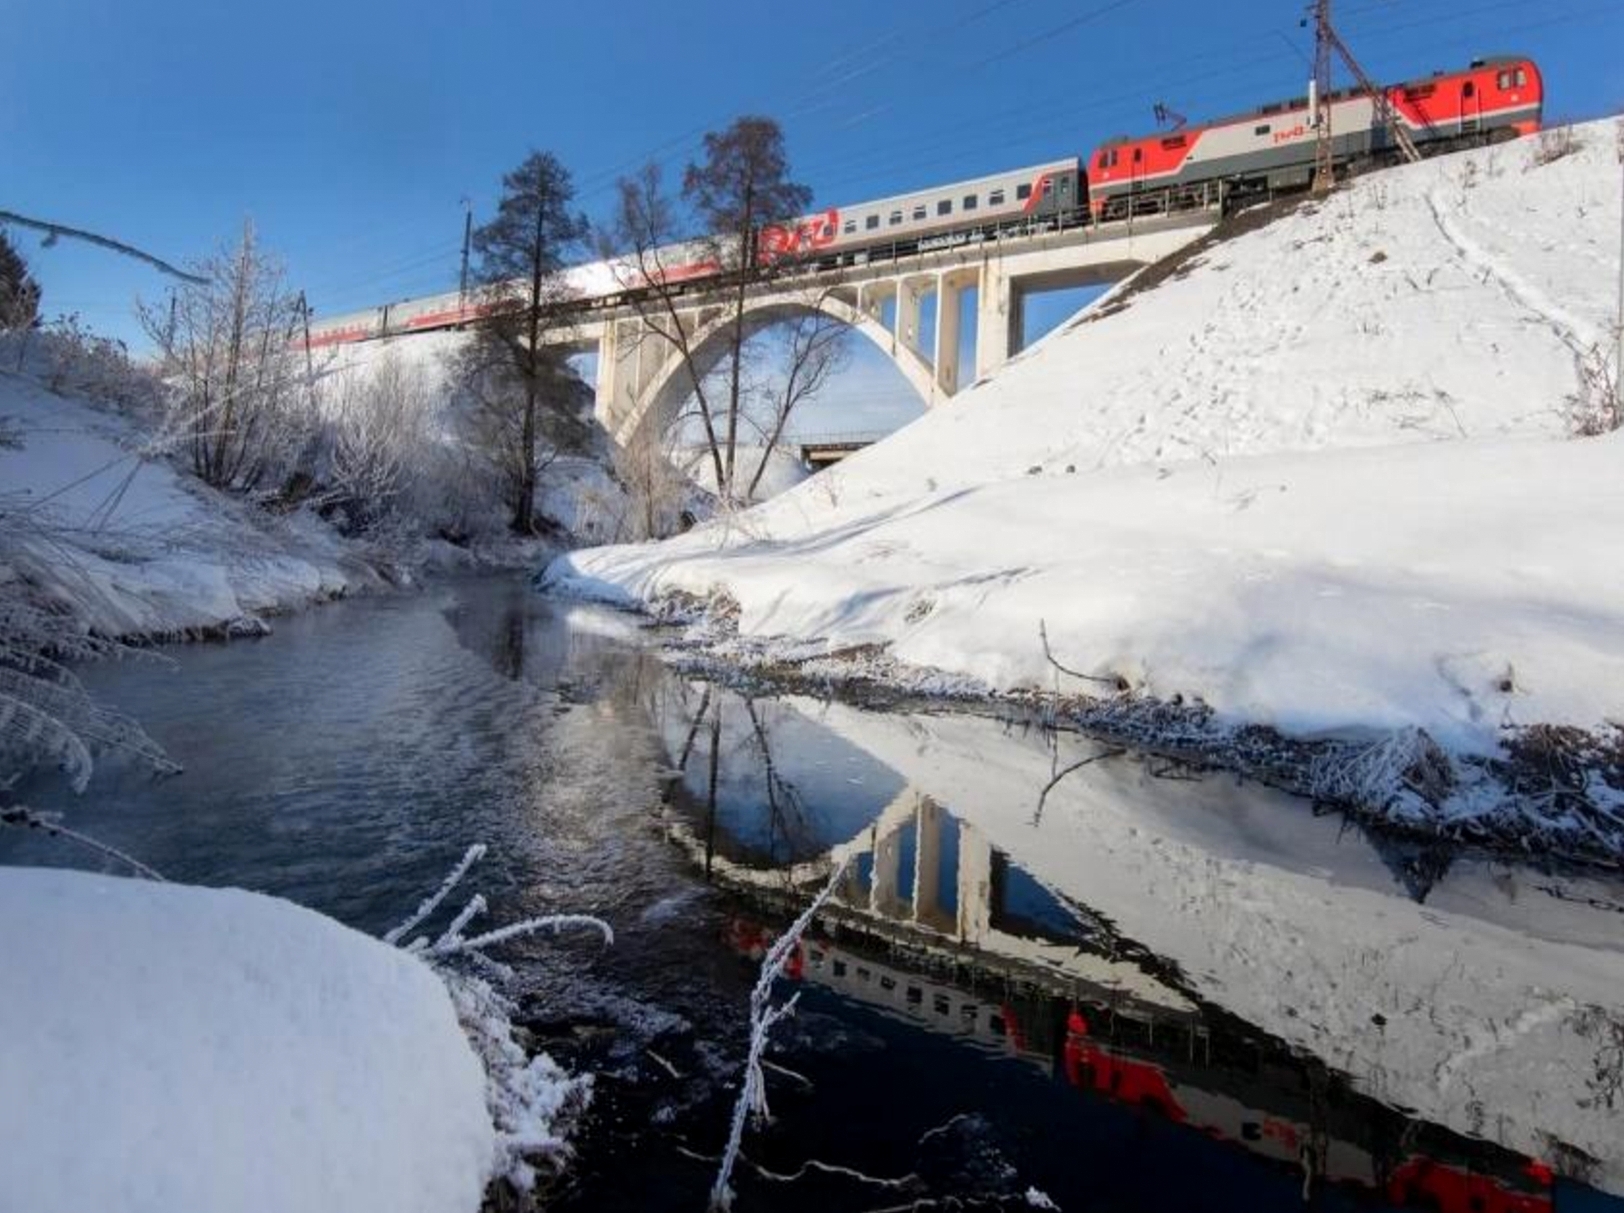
{"left": 458, "top": 197, "right": 473, "bottom": 305}
{"left": 1616, "top": 129, "right": 1623, "bottom": 393}
{"left": 297, "top": 290, "right": 317, "bottom": 412}
{"left": 1307, "top": 0, "right": 1421, "bottom": 195}
{"left": 1310, "top": 0, "right": 1336, "bottom": 193}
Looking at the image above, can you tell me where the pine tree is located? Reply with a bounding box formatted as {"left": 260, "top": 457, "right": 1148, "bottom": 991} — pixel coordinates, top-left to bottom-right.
{"left": 0, "top": 229, "right": 42, "bottom": 330}
{"left": 467, "top": 151, "right": 591, "bottom": 534}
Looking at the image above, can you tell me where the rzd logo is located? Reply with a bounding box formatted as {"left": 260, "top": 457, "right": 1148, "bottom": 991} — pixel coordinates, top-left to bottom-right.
{"left": 759, "top": 209, "right": 841, "bottom": 261}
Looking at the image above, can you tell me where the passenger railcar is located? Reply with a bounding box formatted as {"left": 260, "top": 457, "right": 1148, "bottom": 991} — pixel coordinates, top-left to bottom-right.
{"left": 758, "top": 159, "right": 1082, "bottom": 261}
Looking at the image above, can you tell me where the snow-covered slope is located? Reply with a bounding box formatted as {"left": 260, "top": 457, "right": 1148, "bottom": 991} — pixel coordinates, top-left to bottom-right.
{"left": 0, "top": 867, "right": 495, "bottom": 1213}
{"left": 838, "top": 124, "right": 1621, "bottom": 487}
{"left": 549, "top": 122, "right": 1624, "bottom": 755}
{"left": 0, "top": 368, "right": 371, "bottom": 637}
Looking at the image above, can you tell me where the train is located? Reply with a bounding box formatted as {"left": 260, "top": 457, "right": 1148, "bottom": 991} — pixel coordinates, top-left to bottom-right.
{"left": 304, "top": 54, "right": 1543, "bottom": 349}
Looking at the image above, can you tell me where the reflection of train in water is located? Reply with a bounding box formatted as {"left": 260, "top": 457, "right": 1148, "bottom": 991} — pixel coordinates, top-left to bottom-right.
{"left": 724, "top": 917, "right": 1556, "bottom": 1213}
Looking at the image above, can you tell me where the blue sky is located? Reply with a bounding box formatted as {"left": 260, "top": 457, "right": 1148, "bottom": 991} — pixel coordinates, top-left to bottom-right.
{"left": 5, "top": 0, "right": 1621, "bottom": 431}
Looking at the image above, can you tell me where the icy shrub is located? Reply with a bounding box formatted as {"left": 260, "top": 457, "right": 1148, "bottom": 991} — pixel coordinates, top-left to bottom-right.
{"left": 0, "top": 321, "right": 160, "bottom": 418}
{"left": 384, "top": 844, "right": 611, "bottom": 1196}
{"left": 1566, "top": 341, "right": 1621, "bottom": 437}
{"left": 314, "top": 352, "right": 438, "bottom": 535}
{"left": 1532, "top": 123, "right": 1582, "bottom": 166}
{"left": 0, "top": 537, "right": 176, "bottom": 797}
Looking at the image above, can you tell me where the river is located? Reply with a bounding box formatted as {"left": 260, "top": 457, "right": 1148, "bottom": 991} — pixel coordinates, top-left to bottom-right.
{"left": 6, "top": 574, "right": 1623, "bottom": 1213}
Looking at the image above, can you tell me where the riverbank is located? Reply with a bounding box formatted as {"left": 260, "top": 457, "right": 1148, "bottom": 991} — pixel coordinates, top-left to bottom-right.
{"left": 0, "top": 351, "right": 567, "bottom": 642}
{"left": 543, "top": 123, "right": 1624, "bottom": 867}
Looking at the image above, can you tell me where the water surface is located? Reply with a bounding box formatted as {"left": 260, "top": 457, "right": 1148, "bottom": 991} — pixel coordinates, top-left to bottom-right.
{"left": 7, "top": 575, "right": 1622, "bottom": 1212}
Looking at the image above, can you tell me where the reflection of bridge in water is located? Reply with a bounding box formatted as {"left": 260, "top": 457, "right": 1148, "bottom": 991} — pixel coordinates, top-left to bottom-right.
{"left": 662, "top": 782, "right": 1195, "bottom": 1019}
{"left": 649, "top": 682, "right": 1601, "bottom": 1213}
{"left": 690, "top": 790, "right": 1564, "bottom": 1213}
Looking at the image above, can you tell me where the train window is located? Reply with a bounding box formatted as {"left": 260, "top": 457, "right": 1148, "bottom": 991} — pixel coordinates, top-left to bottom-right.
{"left": 1255, "top": 124, "right": 1271, "bottom": 135}
{"left": 1161, "top": 135, "right": 1187, "bottom": 150}
{"left": 888, "top": 210, "right": 902, "bottom": 226}
{"left": 963, "top": 194, "right": 978, "bottom": 210}
{"left": 865, "top": 214, "right": 880, "bottom": 230}
{"left": 988, "top": 189, "right": 1005, "bottom": 206}
{"left": 1043, "top": 177, "right": 1054, "bottom": 193}
{"left": 912, "top": 204, "right": 926, "bottom": 221}
{"left": 1131, "top": 148, "right": 1143, "bottom": 163}
{"left": 843, "top": 219, "right": 856, "bottom": 234}
{"left": 937, "top": 199, "right": 952, "bottom": 215}
{"left": 1462, "top": 81, "right": 1475, "bottom": 98}
{"left": 879, "top": 975, "right": 896, "bottom": 992}
{"left": 832, "top": 960, "right": 847, "bottom": 977}
{"left": 1515, "top": 68, "right": 1527, "bottom": 87}
{"left": 1016, "top": 182, "right": 1032, "bottom": 200}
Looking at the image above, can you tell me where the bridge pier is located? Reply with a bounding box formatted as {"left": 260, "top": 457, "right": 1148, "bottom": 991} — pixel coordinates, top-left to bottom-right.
{"left": 975, "top": 257, "right": 1017, "bottom": 382}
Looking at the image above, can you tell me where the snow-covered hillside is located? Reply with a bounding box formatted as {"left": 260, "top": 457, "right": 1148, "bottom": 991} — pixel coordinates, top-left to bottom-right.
{"left": 548, "top": 123, "right": 1624, "bottom": 764}
{"left": 0, "top": 364, "right": 373, "bottom": 637}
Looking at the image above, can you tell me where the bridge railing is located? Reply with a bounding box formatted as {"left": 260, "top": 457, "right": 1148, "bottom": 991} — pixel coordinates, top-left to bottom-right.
{"left": 788, "top": 430, "right": 892, "bottom": 450}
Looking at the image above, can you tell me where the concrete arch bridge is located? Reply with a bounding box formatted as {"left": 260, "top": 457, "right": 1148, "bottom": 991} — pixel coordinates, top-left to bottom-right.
{"left": 569, "top": 210, "right": 1217, "bottom": 444}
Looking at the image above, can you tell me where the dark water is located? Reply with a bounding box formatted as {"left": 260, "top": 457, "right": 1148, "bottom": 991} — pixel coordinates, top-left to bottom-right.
{"left": 7, "top": 575, "right": 1624, "bottom": 1213}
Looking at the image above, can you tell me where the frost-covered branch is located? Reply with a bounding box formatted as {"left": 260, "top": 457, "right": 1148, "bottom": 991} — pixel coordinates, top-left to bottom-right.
{"left": 428, "top": 913, "right": 614, "bottom": 958}
{"left": 0, "top": 208, "right": 208, "bottom": 284}
{"left": 385, "top": 844, "right": 610, "bottom": 1196}
{"left": 0, "top": 805, "right": 165, "bottom": 881}
{"left": 383, "top": 843, "right": 488, "bottom": 945}
{"left": 711, "top": 856, "right": 851, "bottom": 1211}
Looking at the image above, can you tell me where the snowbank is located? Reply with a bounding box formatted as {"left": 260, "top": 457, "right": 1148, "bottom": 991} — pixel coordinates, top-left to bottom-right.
{"left": 680, "top": 443, "right": 811, "bottom": 503}
{"left": 0, "top": 366, "right": 372, "bottom": 637}
{"left": 547, "top": 122, "right": 1624, "bottom": 757}
{"left": 0, "top": 866, "right": 494, "bottom": 1213}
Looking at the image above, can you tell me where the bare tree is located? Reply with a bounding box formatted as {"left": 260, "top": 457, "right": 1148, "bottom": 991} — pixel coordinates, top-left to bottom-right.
{"left": 137, "top": 221, "right": 309, "bottom": 492}
{"left": 611, "top": 397, "right": 692, "bottom": 540}
{"left": 466, "top": 151, "right": 591, "bottom": 533}
{"left": 322, "top": 352, "right": 436, "bottom": 533}
{"left": 609, "top": 117, "right": 824, "bottom": 508}
{"left": 684, "top": 117, "right": 812, "bottom": 499}
{"left": 739, "top": 296, "right": 849, "bottom": 503}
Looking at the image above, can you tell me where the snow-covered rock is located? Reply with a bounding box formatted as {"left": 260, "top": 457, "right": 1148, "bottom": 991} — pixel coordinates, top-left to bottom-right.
{"left": 547, "top": 121, "right": 1624, "bottom": 755}
{"left": 0, "top": 866, "right": 495, "bottom": 1213}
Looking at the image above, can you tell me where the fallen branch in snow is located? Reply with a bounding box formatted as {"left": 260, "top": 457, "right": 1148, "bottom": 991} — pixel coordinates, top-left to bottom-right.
{"left": 711, "top": 856, "right": 852, "bottom": 1212}
{"left": 1038, "top": 619, "right": 1129, "bottom": 691}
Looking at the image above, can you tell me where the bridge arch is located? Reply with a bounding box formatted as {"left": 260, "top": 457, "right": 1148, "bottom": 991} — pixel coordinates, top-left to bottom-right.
{"left": 607, "top": 291, "right": 941, "bottom": 446}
